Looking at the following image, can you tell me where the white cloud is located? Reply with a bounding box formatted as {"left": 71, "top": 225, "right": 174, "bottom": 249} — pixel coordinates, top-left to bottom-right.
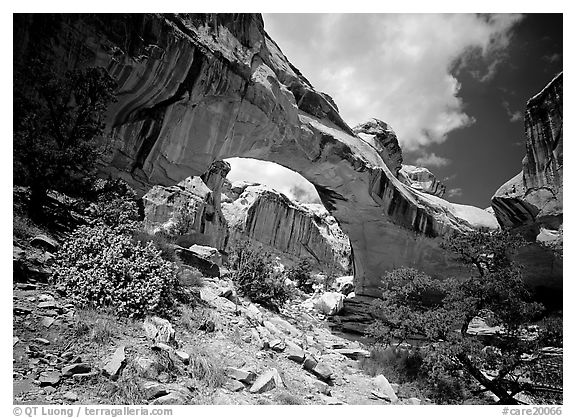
{"left": 447, "top": 187, "right": 463, "bottom": 197}
{"left": 502, "top": 100, "right": 523, "bottom": 123}
{"left": 225, "top": 158, "right": 320, "bottom": 203}
{"left": 414, "top": 152, "right": 451, "bottom": 167}
{"left": 264, "top": 13, "right": 523, "bottom": 151}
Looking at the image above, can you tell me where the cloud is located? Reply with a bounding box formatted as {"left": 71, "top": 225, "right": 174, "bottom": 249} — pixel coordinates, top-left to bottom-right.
{"left": 225, "top": 157, "right": 321, "bottom": 204}
{"left": 542, "top": 53, "right": 561, "bottom": 64}
{"left": 414, "top": 152, "right": 451, "bottom": 167}
{"left": 502, "top": 100, "right": 523, "bottom": 123}
{"left": 447, "top": 187, "right": 463, "bottom": 198}
{"left": 264, "top": 13, "right": 524, "bottom": 151}
{"left": 443, "top": 174, "right": 457, "bottom": 183}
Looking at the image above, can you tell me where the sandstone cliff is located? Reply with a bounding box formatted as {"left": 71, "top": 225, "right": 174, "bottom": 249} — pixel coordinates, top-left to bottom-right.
{"left": 221, "top": 181, "right": 351, "bottom": 272}
{"left": 142, "top": 162, "right": 351, "bottom": 273}
{"left": 491, "top": 73, "right": 562, "bottom": 307}
{"left": 14, "top": 13, "right": 499, "bottom": 298}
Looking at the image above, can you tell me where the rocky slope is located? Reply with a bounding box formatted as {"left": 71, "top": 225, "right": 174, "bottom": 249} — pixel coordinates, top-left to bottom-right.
{"left": 491, "top": 73, "right": 562, "bottom": 307}
{"left": 14, "top": 13, "right": 499, "bottom": 298}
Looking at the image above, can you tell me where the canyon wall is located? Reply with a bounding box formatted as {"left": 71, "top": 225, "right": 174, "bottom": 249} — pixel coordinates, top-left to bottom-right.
{"left": 491, "top": 73, "right": 563, "bottom": 307}
{"left": 14, "top": 13, "right": 499, "bottom": 297}
{"left": 142, "top": 163, "right": 351, "bottom": 273}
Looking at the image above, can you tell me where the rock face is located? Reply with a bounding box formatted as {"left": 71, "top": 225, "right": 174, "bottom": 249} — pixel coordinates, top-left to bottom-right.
{"left": 399, "top": 165, "right": 446, "bottom": 197}
{"left": 14, "top": 13, "right": 499, "bottom": 298}
{"left": 221, "top": 180, "right": 352, "bottom": 272}
{"left": 143, "top": 166, "right": 352, "bottom": 272}
{"left": 491, "top": 73, "right": 562, "bottom": 307}
{"left": 353, "top": 119, "right": 403, "bottom": 176}
{"left": 492, "top": 73, "right": 563, "bottom": 234}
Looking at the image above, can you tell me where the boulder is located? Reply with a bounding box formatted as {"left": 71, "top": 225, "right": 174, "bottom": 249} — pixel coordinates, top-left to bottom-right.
{"left": 62, "top": 391, "right": 79, "bottom": 402}
{"left": 285, "top": 341, "right": 306, "bottom": 363}
{"left": 373, "top": 374, "right": 398, "bottom": 402}
{"left": 334, "top": 348, "right": 371, "bottom": 360}
{"left": 224, "top": 367, "right": 256, "bottom": 384}
{"left": 249, "top": 368, "right": 283, "bottom": 393}
{"left": 314, "top": 292, "right": 344, "bottom": 316}
{"left": 61, "top": 363, "right": 91, "bottom": 377}
{"left": 143, "top": 316, "right": 175, "bottom": 345}
{"left": 176, "top": 247, "right": 220, "bottom": 278}
{"left": 189, "top": 245, "right": 223, "bottom": 266}
{"left": 39, "top": 371, "right": 61, "bottom": 386}
{"left": 311, "top": 362, "right": 333, "bottom": 381}
{"left": 102, "top": 346, "right": 126, "bottom": 379}
{"left": 141, "top": 381, "right": 169, "bottom": 400}
{"left": 30, "top": 235, "right": 59, "bottom": 252}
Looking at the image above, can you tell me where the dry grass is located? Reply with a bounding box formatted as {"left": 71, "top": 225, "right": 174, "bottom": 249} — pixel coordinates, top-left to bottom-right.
{"left": 178, "top": 267, "right": 205, "bottom": 288}
{"left": 73, "top": 308, "right": 129, "bottom": 346}
{"left": 358, "top": 345, "right": 423, "bottom": 383}
{"left": 188, "top": 348, "right": 225, "bottom": 389}
{"left": 13, "top": 213, "right": 43, "bottom": 240}
{"left": 107, "top": 363, "right": 147, "bottom": 404}
{"left": 180, "top": 306, "right": 216, "bottom": 333}
{"left": 274, "top": 391, "right": 305, "bottom": 405}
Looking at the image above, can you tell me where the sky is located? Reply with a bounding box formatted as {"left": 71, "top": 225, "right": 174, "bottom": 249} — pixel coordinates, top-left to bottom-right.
{"left": 227, "top": 13, "right": 562, "bottom": 209}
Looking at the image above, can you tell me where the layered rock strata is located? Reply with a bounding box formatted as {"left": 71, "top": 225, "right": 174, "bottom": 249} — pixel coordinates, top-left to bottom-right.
{"left": 15, "top": 13, "right": 499, "bottom": 297}
{"left": 142, "top": 166, "right": 351, "bottom": 272}
{"left": 221, "top": 180, "right": 351, "bottom": 272}
{"left": 399, "top": 165, "right": 446, "bottom": 197}
{"left": 491, "top": 73, "right": 563, "bottom": 307}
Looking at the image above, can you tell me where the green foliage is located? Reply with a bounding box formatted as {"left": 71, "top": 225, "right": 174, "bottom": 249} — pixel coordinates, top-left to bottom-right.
{"left": 131, "top": 229, "right": 177, "bottom": 262}
{"left": 90, "top": 178, "right": 140, "bottom": 230}
{"left": 286, "top": 259, "right": 314, "bottom": 293}
{"left": 53, "top": 224, "right": 181, "bottom": 318}
{"left": 368, "top": 231, "right": 556, "bottom": 405}
{"left": 229, "top": 240, "right": 291, "bottom": 311}
{"left": 358, "top": 345, "right": 424, "bottom": 383}
{"left": 14, "top": 58, "right": 117, "bottom": 216}
{"left": 537, "top": 315, "right": 563, "bottom": 347}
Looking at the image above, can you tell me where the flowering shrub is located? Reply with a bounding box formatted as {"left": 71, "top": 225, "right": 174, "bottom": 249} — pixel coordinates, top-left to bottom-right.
{"left": 53, "top": 224, "right": 180, "bottom": 318}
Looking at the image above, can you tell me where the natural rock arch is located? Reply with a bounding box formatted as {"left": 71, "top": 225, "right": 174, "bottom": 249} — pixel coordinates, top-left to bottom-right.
{"left": 14, "top": 13, "right": 497, "bottom": 297}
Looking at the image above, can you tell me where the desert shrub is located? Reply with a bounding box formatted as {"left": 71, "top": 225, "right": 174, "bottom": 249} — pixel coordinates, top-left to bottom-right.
{"left": 53, "top": 224, "right": 181, "bottom": 318}
{"left": 274, "top": 391, "right": 305, "bottom": 405}
{"left": 108, "top": 363, "right": 147, "bottom": 404}
{"left": 188, "top": 349, "right": 225, "bottom": 388}
{"left": 131, "top": 229, "right": 177, "bottom": 262}
{"left": 359, "top": 345, "right": 424, "bottom": 383}
{"left": 73, "top": 308, "right": 120, "bottom": 346}
{"left": 229, "top": 241, "right": 291, "bottom": 311}
{"left": 90, "top": 178, "right": 140, "bottom": 230}
{"left": 368, "top": 231, "right": 553, "bottom": 405}
{"left": 180, "top": 306, "right": 217, "bottom": 333}
{"left": 285, "top": 259, "right": 314, "bottom": 293}
{"left": 178, "top": 267, "right": 205, "bottom": 288}
{"left": 537, "top": 315, "right": 563, "bottom": 347}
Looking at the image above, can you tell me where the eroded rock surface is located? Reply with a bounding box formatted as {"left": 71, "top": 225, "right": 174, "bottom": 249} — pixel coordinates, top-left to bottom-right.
{"left": 399, "top": 165, "right": 446, "bottom": 197}
{"left": 491, "top": 73, "right": 562, "bottom": 307}
{"left": 14, "top": 13, "right": 499, "bottom": 298}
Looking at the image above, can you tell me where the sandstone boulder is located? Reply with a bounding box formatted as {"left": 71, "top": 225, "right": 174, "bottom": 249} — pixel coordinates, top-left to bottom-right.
{"left": 143, "top": 316, "right": 176, "bottom": 345}
{"left": 249, "top": 368, "right": 283, "bottom": 393}
{"left": 315, "top": 292, "right": 344, "bottom": 316}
